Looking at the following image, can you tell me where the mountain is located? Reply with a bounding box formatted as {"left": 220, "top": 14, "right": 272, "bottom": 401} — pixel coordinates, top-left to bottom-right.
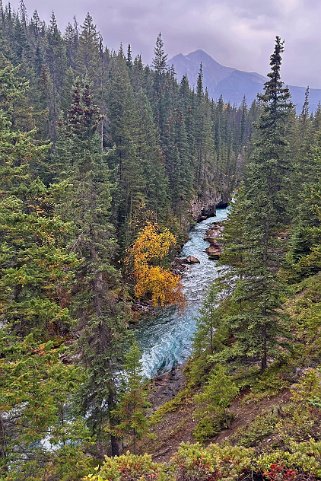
{"left": 169, "top": 49, "right": 321, "bottom": 112}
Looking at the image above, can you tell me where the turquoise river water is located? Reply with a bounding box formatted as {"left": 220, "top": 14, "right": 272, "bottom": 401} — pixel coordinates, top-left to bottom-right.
{"left": 135, "top": 207, "right": 229, "bottom": 378}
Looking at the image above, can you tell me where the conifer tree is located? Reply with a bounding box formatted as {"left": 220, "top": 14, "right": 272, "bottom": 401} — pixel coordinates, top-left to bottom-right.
{"left": 112, "top": 343, "right": 150, "bottom": 453}
{"left": 45, "top": 13, "right": 67, "bottom": 141}
{"left": 231, "top": 37, "right": 293, "bottom": 371}
{"left": 194, "top": 38, "right": 293, "bottom": 373}
{"left": 193, "top": 365, "right": 239, "bottom": 441}
{"left": 194, "top": 64, "right": 217, "bottom": 201}
{"left": 288, "top": 126, "right": 321, "bottom": 278}
{"left": 76, "top": 13, "right": 102, "bottom": 88}
{"left": 55, "top": 80, "right": 129, "bottom": 457}
{"left": 152, "top": 33, "right": 168, "bottom": 134}
{"left": 133, "top": 89, "right": 170, "bottom": 224}
{"left": 254, "top": 36, "right": 294, "bottom": 223}
{"left": 0, "top": 60, "right": 90, "bottom": 480}
{"left": 106, "top": 54, "right": 146, "bottom": 248}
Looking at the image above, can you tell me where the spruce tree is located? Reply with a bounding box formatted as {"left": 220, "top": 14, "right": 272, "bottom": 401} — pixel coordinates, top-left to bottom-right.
{"left": 194, "top": 64, "right": 217, "bottom": 201}
{"left": 106, "top": 54, "right": 146, "bottom": 248}
{"left": 194, "top": 38, "right": 293, "bottom": 373}
{"left": 55, "top": 80, "right": 129, "bottom": 457}
{"left": 152, "top": 33, "right": 168, "bottom": 134}
{"left": 234, "top": 37, "right": 294, "bottom": 371}
{"left": 112, "top": 343, "right": 150, "bottom": 453}
{"left": 0, "top": 60, "right": 90, "bottom": 480}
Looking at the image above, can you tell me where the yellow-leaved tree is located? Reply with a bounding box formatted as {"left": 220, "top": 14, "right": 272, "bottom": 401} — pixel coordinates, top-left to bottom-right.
{"left": 130, "top": 223, "right": 184, "bottom": 307}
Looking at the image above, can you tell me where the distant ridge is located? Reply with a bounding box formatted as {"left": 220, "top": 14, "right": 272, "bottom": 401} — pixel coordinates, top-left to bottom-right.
{"left": 169, "top": 49, "right": 321, "bottom": 112}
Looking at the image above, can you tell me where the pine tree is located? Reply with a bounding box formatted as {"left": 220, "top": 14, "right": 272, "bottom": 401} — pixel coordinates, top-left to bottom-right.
{"left": 0, "top": 60, "right": 90, "bottom": 480}
{"left": 55, "top": 81, "right": 129, "bottom": 457}
{"left": 112, "top": 343, "right": 150, "bottom": 453}
{"left": 193, "top": 38, "right": 293, "bottom": 374}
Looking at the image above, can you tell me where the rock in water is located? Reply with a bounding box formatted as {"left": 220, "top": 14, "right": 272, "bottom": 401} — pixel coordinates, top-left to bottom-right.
{"left": 185, "top": 256, "right": 200, "bottom": 264}
{"left": 205, "top": 245, "right": 222, "bottom": 259}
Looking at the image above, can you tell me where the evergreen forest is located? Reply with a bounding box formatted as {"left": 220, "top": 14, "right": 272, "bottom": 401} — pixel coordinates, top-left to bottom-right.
{"left": 0, "top": 3, "right": 321, "bottom": 481}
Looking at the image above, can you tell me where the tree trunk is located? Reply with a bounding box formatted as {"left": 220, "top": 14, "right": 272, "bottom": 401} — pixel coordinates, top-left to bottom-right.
{"left": 108, "top": 391, "right": 121, "bottom": 457}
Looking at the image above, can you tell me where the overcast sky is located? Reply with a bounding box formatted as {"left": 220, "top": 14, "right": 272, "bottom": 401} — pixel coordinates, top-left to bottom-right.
{"left": 8, "top": 0, "right": 321, "bottom": 88}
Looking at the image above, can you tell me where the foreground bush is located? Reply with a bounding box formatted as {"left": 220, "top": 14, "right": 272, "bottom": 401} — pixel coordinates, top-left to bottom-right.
{"left": 85, "top": 441, "right": 321, "bottom": 481}
{"left": 172, "top": 443, "right": 253, "bottom": 481}
{"left": 84, "top": 452, "right": 167, "bottom": 481}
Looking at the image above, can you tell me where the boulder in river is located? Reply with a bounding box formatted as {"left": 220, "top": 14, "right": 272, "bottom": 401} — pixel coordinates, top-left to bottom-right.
{"left": 205, "top": 245, "right": 222, "bottom": 260}
{"left": 171, "top": 258, "right": 187, "bottom": 274}
{"left": 204, "top": 222, "right": 224, "bottom": 243}
{"left": 204, "top": 232, "right": 221, "bottom": 243}
{"left": 204, "top": 222, "right": 224, "bottom": 260}
{"left": 184, "top": 256, "right": 200, "bottom": 264}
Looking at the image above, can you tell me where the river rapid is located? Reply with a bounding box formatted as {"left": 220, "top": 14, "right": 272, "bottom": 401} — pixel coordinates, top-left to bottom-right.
{"left": 135, "top": 207, "right": 229, "bottom": 378}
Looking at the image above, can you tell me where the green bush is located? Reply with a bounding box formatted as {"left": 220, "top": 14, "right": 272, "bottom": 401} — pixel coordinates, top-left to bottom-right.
{"left": 193, "top": 365, "right": 239, "bottom": 442}
{"left": 172, "top": 443, "right": 254, "bottom": 481}
{"left": 257, "top": 440, "right": 321, "bottom": 477}
{"left": 231, "top": 411, "right": 278, "bottom": 447}
{"left": 84, "top": 452, "right": 168, "bottom": 481}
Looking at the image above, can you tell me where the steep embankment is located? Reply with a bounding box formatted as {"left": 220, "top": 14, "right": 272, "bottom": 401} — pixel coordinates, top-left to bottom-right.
{"left": 144, "top": 374, "right": 292, "bottom": 462}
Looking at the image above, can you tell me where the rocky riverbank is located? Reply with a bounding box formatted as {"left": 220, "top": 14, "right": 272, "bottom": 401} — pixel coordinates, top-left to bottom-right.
{"left": 204, "top": 221, "right": 224, "bottom": 259}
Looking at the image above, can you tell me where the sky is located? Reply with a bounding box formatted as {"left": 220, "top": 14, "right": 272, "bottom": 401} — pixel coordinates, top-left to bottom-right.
{"left": 8, "top": 0, "right": 321, "bottom": 88}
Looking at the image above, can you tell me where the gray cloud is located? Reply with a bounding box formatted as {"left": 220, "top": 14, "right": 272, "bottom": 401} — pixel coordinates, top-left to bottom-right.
{"left": 8, "top": 0, "right": 321, "bottom": 87}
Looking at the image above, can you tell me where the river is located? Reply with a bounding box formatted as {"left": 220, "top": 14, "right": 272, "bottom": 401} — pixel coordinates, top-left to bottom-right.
{"left": 135, "top": 206, "right": 229, "bottom": 378}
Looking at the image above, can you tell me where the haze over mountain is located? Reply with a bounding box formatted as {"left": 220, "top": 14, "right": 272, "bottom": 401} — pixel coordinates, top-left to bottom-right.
{"left": 170, "top": 49, "right": 321, "bottom": 112}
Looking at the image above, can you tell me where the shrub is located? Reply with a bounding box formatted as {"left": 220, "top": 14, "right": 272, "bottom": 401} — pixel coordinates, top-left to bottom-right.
{"left": 263, "top": 464, "right": 317, "bottom": 481}
{"left": 258, "top": 440, "right": 321, "bottom": 478}
{"left": 84, "top": 452, "right": 167, "bottom": 481}
{"left": 172, "top": 443, "right": 254, "bottom": 481}
{"left": 193, "top": 365, "right": 239, "bottom": 441}
{"left": 231, "top": 411, "right": 278, "bottom": 447}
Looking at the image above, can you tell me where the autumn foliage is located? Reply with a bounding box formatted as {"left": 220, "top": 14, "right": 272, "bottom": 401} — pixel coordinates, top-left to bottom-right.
{"left": 130, "top": 223, "right": 184, "bottom": 307}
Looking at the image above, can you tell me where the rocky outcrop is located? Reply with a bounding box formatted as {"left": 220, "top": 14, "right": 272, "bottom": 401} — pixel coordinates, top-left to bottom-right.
{"left": 191, "top": 194, "right": 219, "bottom": 222}
{"left": 150, "top": 366, "right": 186, "bottom": 409}
{"left": 204, "top": 222, "right": 224, "bottom": 259}
{"left": 190, "top": 193, "right": 230, "bottom": 222}
{"left": 185, "top": 256, "right": 200, "bottom": 264}
{"left": 171, "top": 258, "right": 187, "bottom": 275}
{"left": 205, "top": 222, "right": 224, "bottom": 243}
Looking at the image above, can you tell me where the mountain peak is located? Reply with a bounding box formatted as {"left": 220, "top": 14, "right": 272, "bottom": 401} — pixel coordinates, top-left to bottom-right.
{"left": 171, "top": 49, "right": 225, "bottom": 68}
{"left": 186, "top": 49, "right": 223, "bottom": 65}
{"left": 187, "top": 48, "right": 212, "bottom": 58}
{"left": 169, "top": 50, "right": 235, "bottom": 89}
{"left": 169, "top": 49, "right": 320, "bottom": 111}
